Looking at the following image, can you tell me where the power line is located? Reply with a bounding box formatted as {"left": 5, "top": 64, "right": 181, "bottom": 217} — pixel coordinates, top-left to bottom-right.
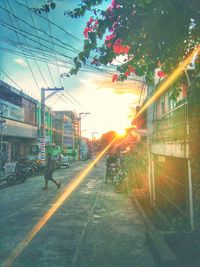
{"left": 7, "top": 0, "right": 49, "bottom": 88}
{"left": 0, "top": 20, "right": 74, "bottom": 60}
{"left": 45, "top": 11, "right": 62, "bottom": 88}
{"left": 0, "top": 68, "right": 24, "bottom": 91}
{"left": 0, "top": 19, "right": 136, "bottom": 80}
{"left": 0, "top": 45, "right": 118, "bottom": 80}
{"left": 15, "top": 0, "right": 83, "bottom": 45}
{"left": 25, "top": 0, "right": 55, "bottom": 87}
{"left": 1, "top": 4, "right": 85, "bottom": 109}
{"left": 45, "top": 14, "right": 86, "bottom": 109}
{"left": 10, "top": 1, "right": 126, "bottom": 76}
{"left": 2, "top": 0, "right": 40, "bottom": 90}
{"left": 0, "top": 4, "right": 80, "bottom": 54}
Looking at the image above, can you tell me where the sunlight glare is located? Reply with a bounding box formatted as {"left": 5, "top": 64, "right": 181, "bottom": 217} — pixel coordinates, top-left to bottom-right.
{"left": 116, "top": 129, "right": 126, "bottom": 136}
{"left": 134, "top": 45, "right": 200, "bottom": 121}
{"left": 2, "top": 137, "right": 118, "bottom": 267}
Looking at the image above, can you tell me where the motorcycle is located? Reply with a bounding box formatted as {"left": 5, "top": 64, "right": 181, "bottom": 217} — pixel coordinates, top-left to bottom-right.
{"left": 113, "top": 168, "right": 127, "bottom": 193}
{"left": 106, "top": 162, "right": 118, "bottom": 183}
{"left": 6, "top": 161, "right": 30, "bottom": 185}
{"left": 31, "top": 160, "right": 45, "bottom": 175}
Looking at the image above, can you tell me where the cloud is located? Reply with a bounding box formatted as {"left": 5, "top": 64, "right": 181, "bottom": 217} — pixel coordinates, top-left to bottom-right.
{"left": 14, "top": 58, "right": 27, "bottom": 67}
{"left": 95, "top": 78, "right": 143, "bottom": 95}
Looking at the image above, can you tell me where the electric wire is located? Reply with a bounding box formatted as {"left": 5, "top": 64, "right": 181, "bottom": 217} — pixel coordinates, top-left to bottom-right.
{"left": 6, "top": 0, "right": 50, "bottom": 89}
{"left": 0, "top": 20, "right": 74, "bottom": 60}
{"left": 0, "top": 45, "right": 120, "bottom": 80}
{"left": 0, "top": 68, "right": 24, "bottom": 91}
{"left": 15, "top": 0, "right": 83, "bottom": 45}
{"left": 45, "top": 10, "right": 62, "bottom": 88}
{"left": 9, "top": 1, "right": 128, "bottom": 76}
{"left": 43, "top": 7, "right": 87, "bottom": 110}
{"left": 25, "top": 0, "right": 55, "bottom": 87}
{"left": 0, "top": 19, "right": 142, "bottom": 82}
{"left": 0, "top": 1, "right": 144, "bottom": 111}
{"left": 0, "top": 4, "right": 80, "bottom": 54}
{"left": 2, "top": 0, "right": 40, "bottom": 91}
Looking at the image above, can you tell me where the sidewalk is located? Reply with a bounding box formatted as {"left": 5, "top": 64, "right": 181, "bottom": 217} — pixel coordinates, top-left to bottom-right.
{"left": 69, "top": 163, "right": 157, "bottom": 267}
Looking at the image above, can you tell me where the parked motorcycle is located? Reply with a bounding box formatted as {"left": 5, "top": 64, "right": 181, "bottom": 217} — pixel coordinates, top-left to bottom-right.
{"left": 6, "top": 161, "right": 30, "bottom": 185}
{"left": 31, "top": 160, "right": 45, "bottom": 175}
{"left": 113, "top": 168, "right": 127, "bottom": 193}
{"left": 106, "top": 162, "right": 118, "bottom": 183}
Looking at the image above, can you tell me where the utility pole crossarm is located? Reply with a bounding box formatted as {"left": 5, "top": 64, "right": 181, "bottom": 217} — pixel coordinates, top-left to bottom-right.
{"left": 41, "top": 87, "right": 64, "bottom": 101}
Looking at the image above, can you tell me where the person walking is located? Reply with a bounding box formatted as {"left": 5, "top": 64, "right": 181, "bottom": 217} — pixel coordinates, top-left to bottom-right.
{"left": 43, "top": 153, "right": 60, "bottom": 190}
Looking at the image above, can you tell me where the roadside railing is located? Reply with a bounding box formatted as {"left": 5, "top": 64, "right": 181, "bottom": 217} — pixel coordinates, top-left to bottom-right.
{"left": 150, "top": 102, "right": 189, "bottom": 142}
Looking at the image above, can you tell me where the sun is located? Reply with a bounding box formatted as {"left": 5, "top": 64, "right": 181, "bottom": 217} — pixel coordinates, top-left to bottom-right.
{"left": 116, "top": 129, "right": 126, "bottom": 136}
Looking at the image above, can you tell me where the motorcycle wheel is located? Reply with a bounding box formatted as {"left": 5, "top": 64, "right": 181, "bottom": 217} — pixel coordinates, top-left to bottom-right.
{"left": 114, "top": 180, "right": 126, "bottom": 193}
{"left": 20, "top": 175, "right": 27, "bottom": 183}
{"left": 7, "top": 174, "right": 16, "bottom": 185}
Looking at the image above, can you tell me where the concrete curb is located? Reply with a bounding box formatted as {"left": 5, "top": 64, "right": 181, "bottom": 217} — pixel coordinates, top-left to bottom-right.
{"left": 132, "top": 196, "right": 178, "bottom": 267}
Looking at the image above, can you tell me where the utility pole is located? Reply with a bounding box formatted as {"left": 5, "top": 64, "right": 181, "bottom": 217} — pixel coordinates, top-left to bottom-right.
{"left": 0, "top": 119, "right": 6, "bottom": 176}
{"left": 91, "top": 132, "right": 98, "bottom": 158}
{"left": 78, "top": 112, "right": 90, "bottom": 160}
{"left": 39, "top": 87, "right": 64, "bottom": 164}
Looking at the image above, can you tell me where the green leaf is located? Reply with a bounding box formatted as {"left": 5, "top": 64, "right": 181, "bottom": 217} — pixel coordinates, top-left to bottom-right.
{"left": 50, "top": 2, "right": 56, "bottom": 9}
{"left": 73, "top": 57, "right": 78, "bottom": 64}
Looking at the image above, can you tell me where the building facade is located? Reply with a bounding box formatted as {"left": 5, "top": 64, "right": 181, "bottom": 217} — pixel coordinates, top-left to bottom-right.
{"left": 54, "top": 111, "right": 80, "bottom": 161}
{"left": 145, "top": 75, "right": 200, "bottom": 231}
{"left": 0, "top": 80, "right": 38, "bottom": 163}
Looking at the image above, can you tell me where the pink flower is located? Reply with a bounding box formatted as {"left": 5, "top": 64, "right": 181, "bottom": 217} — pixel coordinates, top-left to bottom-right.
{"left": 125, "top": 71, "right": 130, "bottom": 77}
{"left": 113, "top": 42, "right": 130, "bottom": 54}
{"left": 89, "top": 17, "right": 94, "bottom": 23}
{"left": 123, "top": 45, "right": 130, "bottom": 54}
{"left": 106, "top": 42, "right": 112, "bottom": 48}
{"left": 94, "top": 20, "right": 99, "bottom": 27}
{"left": 157, "top": 70, "right": 166, "bottom": 78}
{"left": 87, "top": 18, "right": 94, "bottom": 26}
{"left": 128, "top": 66, "right": 135, "bottom": 73}
{"left": 111, "top": 0, "right": 116, "bottom": 7}
{"left": 105, "top": 33, "right": 115, "bottom": 41}
{"left": 83, "top": 27, "right": 93, "bottom": 38}
{"left": 114, "top": 39, "right": 122, "bottom": 46}
{"left": 112, "top": 74, "right": 118, "bottom": 82}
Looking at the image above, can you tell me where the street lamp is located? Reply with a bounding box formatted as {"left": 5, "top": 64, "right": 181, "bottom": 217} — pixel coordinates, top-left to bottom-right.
{"left": 78, "top": 112, "right": 90, "bottom": 160}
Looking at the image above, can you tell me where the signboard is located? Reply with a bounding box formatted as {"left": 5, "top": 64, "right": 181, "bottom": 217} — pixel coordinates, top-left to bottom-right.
{"left": 45, "top": 136, "right": 50, "bottom": 142}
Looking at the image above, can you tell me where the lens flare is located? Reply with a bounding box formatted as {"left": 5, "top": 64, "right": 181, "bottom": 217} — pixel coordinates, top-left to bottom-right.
{"left": 2, "top": 137, "right": 118, "bottom": 267}
{"left": 134, "top": 45, "right": 200, "bottom": 121}
{"left": 116, "top": 129, "right": 126, "bottom": 136}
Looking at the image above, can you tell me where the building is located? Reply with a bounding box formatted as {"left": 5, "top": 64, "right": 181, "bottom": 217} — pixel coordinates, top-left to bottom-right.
{"left": 146, "top": 71, "right": 200, "bottom": 231}
{"left": 0, "top": 80, "right": 38, "bottom": 163}
{"left": 54, "top": 111, "right": 80, "bottom": 161}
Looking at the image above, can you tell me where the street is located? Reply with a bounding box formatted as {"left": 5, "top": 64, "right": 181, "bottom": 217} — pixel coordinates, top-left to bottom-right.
{"left": 0, "top": 159, "right": 156, "bottom": 267}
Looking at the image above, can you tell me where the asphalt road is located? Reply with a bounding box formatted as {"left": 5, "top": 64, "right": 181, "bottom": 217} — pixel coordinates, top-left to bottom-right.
{"left": 0, "top": 159, "right": 156, "bottom": 267}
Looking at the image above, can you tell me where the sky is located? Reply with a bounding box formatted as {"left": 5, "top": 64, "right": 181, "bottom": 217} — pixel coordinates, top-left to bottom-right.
{"left": 0, "top": 0, "right": 144, "bottom": 138}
